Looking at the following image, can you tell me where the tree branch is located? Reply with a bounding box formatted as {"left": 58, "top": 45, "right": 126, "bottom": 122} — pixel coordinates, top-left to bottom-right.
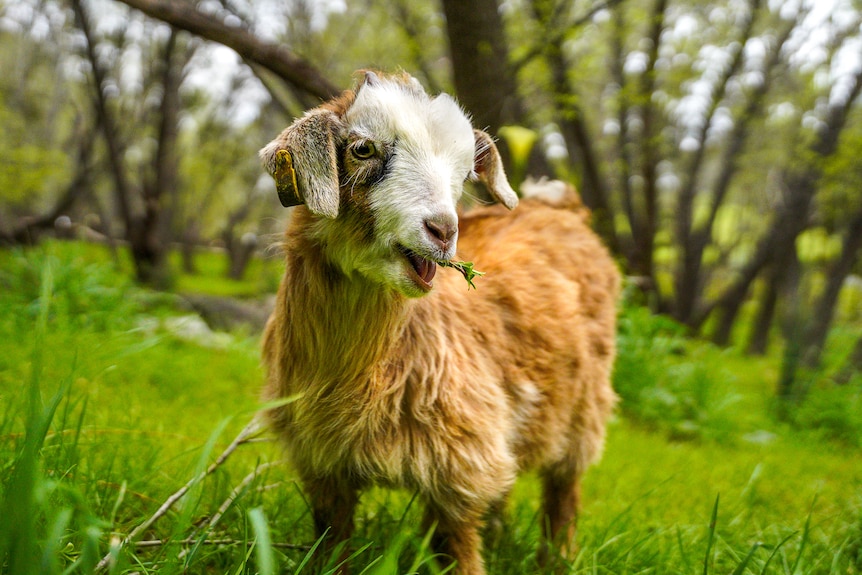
{"left": 112, "top": 0, "right": 339, "bottom": 101}
{"left": 132, "top": 538, "right": 309, "bottom": 550}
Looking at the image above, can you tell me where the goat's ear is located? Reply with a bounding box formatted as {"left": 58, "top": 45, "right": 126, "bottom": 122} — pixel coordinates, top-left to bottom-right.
{"left": 259, "top": 109, "right": 342, "bottom": 218}
{"left": 472, "top": 130, "right": 519, "bottom": 210}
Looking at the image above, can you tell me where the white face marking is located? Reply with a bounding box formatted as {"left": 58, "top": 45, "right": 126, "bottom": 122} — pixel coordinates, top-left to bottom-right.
{"left": 321, "top": 78, "right": 476, "bottom": 297}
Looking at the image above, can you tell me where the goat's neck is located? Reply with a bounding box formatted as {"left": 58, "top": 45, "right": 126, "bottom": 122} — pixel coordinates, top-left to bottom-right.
{"left": 281, "top": 222, "right": 412, "bottom": 385}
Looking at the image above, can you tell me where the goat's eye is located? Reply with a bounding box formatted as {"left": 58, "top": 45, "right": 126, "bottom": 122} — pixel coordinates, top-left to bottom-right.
{"left": 352, "top": 141, "right": 377, "bottom": 160}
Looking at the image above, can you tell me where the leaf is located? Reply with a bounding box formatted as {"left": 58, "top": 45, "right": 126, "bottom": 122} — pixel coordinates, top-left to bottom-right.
{"left": 438, "top": 260, "right": 485, "bottom": 290}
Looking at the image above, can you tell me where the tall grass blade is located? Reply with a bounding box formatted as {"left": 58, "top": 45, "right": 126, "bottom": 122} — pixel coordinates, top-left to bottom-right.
{"left": 730, "top": 542, "right": 762, "bottom": 575}
{"left": 789, "top": 501, "right": 814, "bottom": 575}
{"left": 408, "top": 523, "right": 439, "bottom": 573}
{"left": 676, "top": 526, "right": 693, "bottom": 573}
{"left": 41, "top": 508, "right": 73, "bottom": 574}
{"left": 759, "top": 531, "right": 798, "bottom": 575}
{"left": 248, "top": 507, "right": 276, "bottom": 575}
{"left": 294, "top": 530, "right": 327, "bottom": 574}
{"left": 332, "top": 542, "right": 373, "bottom": 575}
{"left": 702, "top": 494, "right": 720, "bottom": 575}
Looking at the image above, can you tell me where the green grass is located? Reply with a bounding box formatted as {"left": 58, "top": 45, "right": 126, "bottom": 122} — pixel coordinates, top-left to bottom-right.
{"left": 1, "top": 241, "right": 860, "bottom": 574}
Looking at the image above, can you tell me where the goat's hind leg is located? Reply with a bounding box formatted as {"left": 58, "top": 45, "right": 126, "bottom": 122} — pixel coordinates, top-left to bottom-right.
{"left": 538, "top": 464, "right": 581, "bottom": 568}
{"left": 423, "top": 502, "right": 487, "bottom": 575}
{"left": 482, "top": 491, "right": 510, "bottom": 552}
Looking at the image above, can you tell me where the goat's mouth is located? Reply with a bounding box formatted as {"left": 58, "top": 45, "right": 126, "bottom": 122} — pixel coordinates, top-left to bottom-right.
{"left": 399, "top": 246, "right": 437, "bottom": 290}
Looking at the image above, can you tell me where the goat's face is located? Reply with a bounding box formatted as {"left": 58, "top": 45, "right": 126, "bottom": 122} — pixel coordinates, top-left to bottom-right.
{"left": 261, "top": 71, "right": 518, "bottom": 297}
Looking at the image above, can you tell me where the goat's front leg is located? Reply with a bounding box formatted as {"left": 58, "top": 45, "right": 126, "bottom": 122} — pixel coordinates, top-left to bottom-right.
{"left": 305, "top": 476, "right": 359, "bottom": 567}
{"left": 424, "top": 503, "right": 486, "bottom": 575}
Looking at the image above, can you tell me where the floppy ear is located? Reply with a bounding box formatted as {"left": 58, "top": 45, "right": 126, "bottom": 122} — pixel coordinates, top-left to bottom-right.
{"left": 472, "top": 129, "right": 519, "bottom": 210}
{"left": 259, "top": 109, "right": 342, "bottom": 218}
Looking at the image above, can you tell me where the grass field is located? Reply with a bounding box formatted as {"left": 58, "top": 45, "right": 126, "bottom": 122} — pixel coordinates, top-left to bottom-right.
{"left": 1, "top": 241, "right": 860, "bottom": 574}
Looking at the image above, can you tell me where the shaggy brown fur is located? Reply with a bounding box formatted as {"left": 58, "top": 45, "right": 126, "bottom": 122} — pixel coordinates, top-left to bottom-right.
{"left": 261, "top": 74, "right": 620, "bottom": 575}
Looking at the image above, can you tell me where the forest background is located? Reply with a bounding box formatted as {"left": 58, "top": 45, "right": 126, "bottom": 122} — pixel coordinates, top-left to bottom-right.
{"left": 1, "top": 0, "right": 861, "bottom": 573}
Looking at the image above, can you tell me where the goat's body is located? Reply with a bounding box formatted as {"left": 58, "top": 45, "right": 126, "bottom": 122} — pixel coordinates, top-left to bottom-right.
{"left": 263, "top": 196, "right": 619, "bottom": 573}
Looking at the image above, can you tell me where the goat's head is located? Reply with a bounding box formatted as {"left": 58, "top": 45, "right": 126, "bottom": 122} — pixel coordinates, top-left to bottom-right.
{"left": 260, "top": 70, "right": 518, "bottom": 297}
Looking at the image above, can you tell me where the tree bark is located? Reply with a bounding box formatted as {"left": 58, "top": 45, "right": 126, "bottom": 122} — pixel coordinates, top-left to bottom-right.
{"left": 113, "top": 0, "right": 339, "bottom": 101}
{"left": 611, "top": 5, "right": 641, "bottom": 276}
{"left": 73, "top": 0, "right": 193, "bottom": 286}
{"left": 220, "top": 197, "right": 256, "bottom": 281}
{"left": 132, "top": 28, "right": 184, "bottom": 287}
{"left": 440, "top": 0, "right": 523, "bottom": 134}
{"left": 800, "top": 205, "right": 862, "bottom": 368}
{"left": 776, "top": 249, "right": 805, "bottom": 411}
{"left": 631, "top": 0, "right": 668, "bottom": 310}
{"left": 710, "top": 170, "right": 815, "bottom": 346}
{"left": 836, "top": 333, "right": 862, "bottom": 384}
{"left": 745, "top": 264, "right": 780, "bottom": 356}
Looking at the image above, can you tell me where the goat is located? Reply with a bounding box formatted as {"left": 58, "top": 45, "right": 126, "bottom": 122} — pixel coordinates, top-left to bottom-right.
{"left": 259, "top": 70, "right": 619, "bottom": 575}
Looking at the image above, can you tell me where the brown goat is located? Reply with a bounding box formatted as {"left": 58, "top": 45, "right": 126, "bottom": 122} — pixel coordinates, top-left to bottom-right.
{"left": 260, "top": 71, "right": 619, "bottom": 574}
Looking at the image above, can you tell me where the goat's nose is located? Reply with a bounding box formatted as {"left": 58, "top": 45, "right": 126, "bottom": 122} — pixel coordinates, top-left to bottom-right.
{"left": 424, "top": 217, "right": 457, "bottom": 250}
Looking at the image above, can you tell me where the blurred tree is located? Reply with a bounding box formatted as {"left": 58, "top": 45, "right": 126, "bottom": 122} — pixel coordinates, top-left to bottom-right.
{"left": 710, "top": 61, "right": 862, "bottom": 348}
{"left": 518, "top": 0, "right": 622, "bottom": 249}
{"left": 72, "top": 0, "right": 199, "bottom": 286}
{"left": 0, "top": 2, "right": 91, "bottom": 244}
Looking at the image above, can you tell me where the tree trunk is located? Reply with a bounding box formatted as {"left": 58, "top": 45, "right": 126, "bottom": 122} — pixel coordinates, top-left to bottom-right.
{"left": 703, "top": 64, "right": 862, "bottom": 341}
{"left": 73, "top": 0, "right": 190, "bottom": 287}
{"left": 220, "top": 200, "right": 255, "bottom": 281}
{"left": 440, "top": 0, "right": 523, "bottom": 136}
{"left": 776, "top": 250, "right": 805, "bottom": 415}
{"left": 800, "top": 205, "right": 862, "bottom": 368}
{"left": 227, "top": 235, "right": 258, "bottom": 281}
{"left": 710, "top": 171, "right": 814, "bottom": 346}
{"left": 632, "top": 0, "right": 668, "bottom": 311}
{"left": 611, "top": 5, "right": 640, "bottom": 278}
{"left": 836, "top": 333, "right": 862, "bottom": 384}
{"left": 136, "top": 28, "right": 184, "bottom": 288}
{"left": 72, "top": 0, "right": 137, "bottom": 235}
{"left": 745, "top": 265, "right": 780, "bottom": 356}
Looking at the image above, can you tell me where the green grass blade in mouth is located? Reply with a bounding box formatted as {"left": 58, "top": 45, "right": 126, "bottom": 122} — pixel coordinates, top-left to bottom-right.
{"left": 438, "top": 260, "right": 485, "bottom": 290}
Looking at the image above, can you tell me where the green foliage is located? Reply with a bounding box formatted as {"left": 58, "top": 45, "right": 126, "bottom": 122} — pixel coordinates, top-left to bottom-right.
{"left": 0, "top": 141, "right": 70, "bottom": 208}
{"left": 0, "top": 21, "right": 80, "bottom": 218}
{"left": 437, "top": 259, "right": 485, "bottom": 290}
{"left": 614, "top": 303, "right": 743, "bottom": 442}
{"left": 169, "top": 248, "right": 282, "bottom": 298}
{"left": 0, "top": 242, "right": 135, "bottom": 332}
{"left": 786, "top": 378, "right": 862, "bottom": 448}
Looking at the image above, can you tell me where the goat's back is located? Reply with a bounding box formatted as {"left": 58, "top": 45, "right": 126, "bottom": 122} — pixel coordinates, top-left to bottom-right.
{"left": 429, "top": 197, "right": 620, "bottom": 473}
